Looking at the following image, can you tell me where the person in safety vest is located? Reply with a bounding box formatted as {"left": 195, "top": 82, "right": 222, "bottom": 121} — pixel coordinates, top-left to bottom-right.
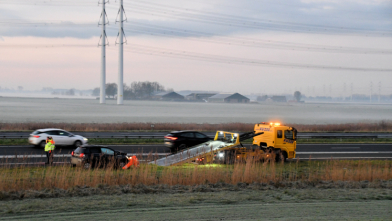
{"left": 122, "top": 155, "right": 139, "bottom": 169}
{"left": 45, "top": 136, "right": 55, "bottom": 165}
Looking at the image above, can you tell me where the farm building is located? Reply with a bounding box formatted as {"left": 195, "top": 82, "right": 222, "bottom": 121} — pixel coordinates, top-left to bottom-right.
{"left": 207, "top": 93, "right": 250, "bottom": 103}
{"left": 185, "top": 93, "right": 216, "bottom": 101}
{"left": 153, "top": 92, "right": 184, "bottom": 101}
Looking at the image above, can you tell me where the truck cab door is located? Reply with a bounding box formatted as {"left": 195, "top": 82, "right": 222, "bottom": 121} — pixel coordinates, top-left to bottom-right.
{"left": 275, "top": 129, "right": 284, "bottom": 147}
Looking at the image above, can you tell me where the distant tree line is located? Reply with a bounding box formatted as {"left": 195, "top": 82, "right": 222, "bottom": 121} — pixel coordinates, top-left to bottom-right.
{"left": 92, "top": 81, "right": 167, "bottom": 100}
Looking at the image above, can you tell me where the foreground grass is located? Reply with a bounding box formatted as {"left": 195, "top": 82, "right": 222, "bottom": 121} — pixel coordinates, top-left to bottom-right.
{"left": 0, "top": 160, "right": 391, "bottom": 193}
{"left": 2, "top": 137, "right": 392, "bottom": 146}
{"left": 0, "top": 189, "right": 391, "bottom": 220}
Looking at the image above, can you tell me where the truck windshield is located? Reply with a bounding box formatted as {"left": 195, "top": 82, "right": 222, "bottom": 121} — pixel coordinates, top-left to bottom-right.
{"left": 284, "top": 130, "right": 294, "bottom": 140}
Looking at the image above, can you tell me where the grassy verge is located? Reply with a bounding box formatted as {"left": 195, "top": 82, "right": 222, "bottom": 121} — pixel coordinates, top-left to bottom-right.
{"left": 2, "top": 138, "right": 392, "bottom": 146}
{"left": 0, "top": 160, "right": 391, "bottom": 194}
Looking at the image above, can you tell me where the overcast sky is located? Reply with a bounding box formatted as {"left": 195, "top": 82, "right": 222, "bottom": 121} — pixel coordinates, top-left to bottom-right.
{"left": 0, "top": 0, "right": 391, "bottom": 96}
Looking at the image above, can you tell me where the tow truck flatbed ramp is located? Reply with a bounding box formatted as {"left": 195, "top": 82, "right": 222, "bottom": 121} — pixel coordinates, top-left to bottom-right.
{"left": 150, "top": 131, "right": 262, "bottom": 166}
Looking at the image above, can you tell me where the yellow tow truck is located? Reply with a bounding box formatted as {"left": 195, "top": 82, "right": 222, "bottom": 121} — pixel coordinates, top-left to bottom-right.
{"left": 151, "top": 123, "right": 297, "bottom": 166}
{"left": 252, "top": 122, "right": 297, "bottom": 162}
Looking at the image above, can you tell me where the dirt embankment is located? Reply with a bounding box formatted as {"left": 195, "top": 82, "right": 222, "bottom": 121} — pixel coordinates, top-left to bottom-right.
{"left": 0, "top": 183, "right": 391, "bottom": 220}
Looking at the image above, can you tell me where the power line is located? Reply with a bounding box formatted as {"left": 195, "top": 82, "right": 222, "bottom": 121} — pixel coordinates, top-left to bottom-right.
{"left": 120, "top": 1, "right": 392, "bottom": 36}
{"left": 106, "top": 43, "right": 392, "bottom": 72}
{"left": 106, "top": 23, "right": 392, "bottom": 55}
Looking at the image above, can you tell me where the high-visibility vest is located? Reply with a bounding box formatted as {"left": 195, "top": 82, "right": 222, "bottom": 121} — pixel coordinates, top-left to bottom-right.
{"left": 45, "top": 141, "right": 55, "bottom": 151}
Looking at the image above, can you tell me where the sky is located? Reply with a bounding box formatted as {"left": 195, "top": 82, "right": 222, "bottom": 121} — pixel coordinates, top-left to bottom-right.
{"left": 0, "top": 0, "right": 391, "bottom": 96}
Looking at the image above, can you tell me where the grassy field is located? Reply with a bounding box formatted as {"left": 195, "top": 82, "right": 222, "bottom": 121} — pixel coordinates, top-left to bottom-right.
{"left": 0, "top": 160, "right": 391, "bottom": 220}
{"left": 0, "top": 189, "right": 391, "bottom": 220}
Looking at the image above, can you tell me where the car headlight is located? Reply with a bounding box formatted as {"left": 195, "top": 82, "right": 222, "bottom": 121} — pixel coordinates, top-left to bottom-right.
{"left": 83, "top": 138, "right": 88, "bottom": 141}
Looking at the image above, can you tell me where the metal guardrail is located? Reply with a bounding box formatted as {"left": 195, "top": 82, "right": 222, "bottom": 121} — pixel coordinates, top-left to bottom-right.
{"left": 1, "top": 134, "right": 392, "bottom": 139}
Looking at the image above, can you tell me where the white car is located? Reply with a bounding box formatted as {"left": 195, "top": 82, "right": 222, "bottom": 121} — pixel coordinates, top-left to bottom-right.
{"left": 28, "top": 128, "right": 88, "bottom": 148}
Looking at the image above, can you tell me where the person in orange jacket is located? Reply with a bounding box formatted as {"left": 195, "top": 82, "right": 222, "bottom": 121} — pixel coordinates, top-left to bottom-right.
{"left": 122, "top": 155, "right": 139, "bottom": 169}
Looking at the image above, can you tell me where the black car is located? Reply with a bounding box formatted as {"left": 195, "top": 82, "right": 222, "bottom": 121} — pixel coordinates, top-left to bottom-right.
{"left": 71, "top": 145, "right": 128, "bottom": 169}
{"left": 164, "top": 131, "right": 212, "bottom": 152}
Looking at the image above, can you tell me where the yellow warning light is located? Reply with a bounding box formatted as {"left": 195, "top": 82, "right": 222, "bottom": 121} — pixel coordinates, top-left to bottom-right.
{"left": 274, "top": 123, "right": 281, "bottom": 126}
{"left": 270, "top": 122, "right": 273, "bottom": 125}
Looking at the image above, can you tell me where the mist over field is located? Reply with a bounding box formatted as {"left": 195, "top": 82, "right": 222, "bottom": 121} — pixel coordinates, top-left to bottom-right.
{"left": 1, "top": 97, "right": 391, "bottom": 124}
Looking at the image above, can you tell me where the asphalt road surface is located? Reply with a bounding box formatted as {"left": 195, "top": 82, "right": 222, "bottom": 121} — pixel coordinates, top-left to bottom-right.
{"left": 1, "top": 132, "right": 392, "bottom": 138}
{"left": 0, "top": 143, "right": 391, "bottom": 165}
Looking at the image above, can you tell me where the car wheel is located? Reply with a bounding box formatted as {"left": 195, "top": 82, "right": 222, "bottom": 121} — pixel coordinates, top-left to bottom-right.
{"left": 39, "top": 141, "right": 46, "bottom": 149}
{"left": 178, "top": 144, "right": 187, "bottom": 150}
{"left": 74, "top": 140, "right": 82, "bottom": 148}
{"left": 83, "top": 162, "right": 91, "bottom": 169}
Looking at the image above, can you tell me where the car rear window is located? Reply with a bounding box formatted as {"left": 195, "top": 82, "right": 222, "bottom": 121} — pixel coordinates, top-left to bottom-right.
{"left": 74, "top": 147, "right": 87, "bottom": 154}
{"left": 32, "top": 131, "right": 42, "bottom": 135}
{"left": 165, "top": 133, "right": 175, "bottom": 137}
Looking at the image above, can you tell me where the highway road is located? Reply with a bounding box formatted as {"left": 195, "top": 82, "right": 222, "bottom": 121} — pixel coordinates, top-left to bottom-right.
{"left": 1, "top": 132, "right": 392, "bottom": 139}
{"left": 0, "top": 143, "right": 391, "bottom": 165}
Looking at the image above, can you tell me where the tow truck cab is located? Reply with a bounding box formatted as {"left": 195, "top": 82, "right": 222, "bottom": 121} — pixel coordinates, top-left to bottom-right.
{"left": 253, "top": 122, "right": 297, "bottom": 160}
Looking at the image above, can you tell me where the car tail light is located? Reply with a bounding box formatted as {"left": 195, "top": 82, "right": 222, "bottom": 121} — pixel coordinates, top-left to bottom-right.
{"left": 33, "top": 135, "right": 40, "bottom": 138}
{"left": 71, "top": 151, "right": 74, "bottom": 156}
{"left": 79, "top": 153, "right": 84, "bottom": 158}
{"left": 164, "top": 136, "right": 178, "bottom": 140}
